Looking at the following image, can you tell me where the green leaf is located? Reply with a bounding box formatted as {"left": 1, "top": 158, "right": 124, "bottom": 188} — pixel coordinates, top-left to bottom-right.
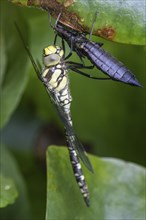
{"left": 46, "top": 146, "right": 145, "bottom": 220}
{"left": 0, "top": 145, "right": 30, "bottom": 219}
{"left": 0, "top": 1, "right": 29, "bottom": 128}
{"left": 0, "top": 175, "right": 18, "bottom": 208}
{"left": 10, "top": 0, "right": 145, "bottom": 45}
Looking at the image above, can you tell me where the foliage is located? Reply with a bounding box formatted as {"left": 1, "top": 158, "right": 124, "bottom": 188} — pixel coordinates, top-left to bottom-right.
{"left": 10, "top": 0, "right": 146, "bottom": 44}
{"left": 0, "top": 175, "right": 18, "bottom": 208}
{"left": 46, "top": 146, "right": 145, "bottom": 220}
{"left": 0, "top": 2, "right": 29, "bottom": 128}
{"left": 0, "top": 145, "right": 30, "bottom": 220}
{"left": 0, "top": 1, "right": 145, "bottom": 220}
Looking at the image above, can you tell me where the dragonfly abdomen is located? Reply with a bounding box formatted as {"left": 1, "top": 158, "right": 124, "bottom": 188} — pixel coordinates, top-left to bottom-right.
{"left": 66, "top": 135, "right": 90, "bottom": 206}
{"left": 58, "top": 88, "right": 72, "bottom": 126}
{"left": 80, "top": 41, "right": 141, "bottom": 87}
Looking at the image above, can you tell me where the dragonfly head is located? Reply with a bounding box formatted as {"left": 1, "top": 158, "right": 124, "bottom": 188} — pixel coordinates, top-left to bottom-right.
{"left": 43, "top": 45, "right": 64, "bottom": 67}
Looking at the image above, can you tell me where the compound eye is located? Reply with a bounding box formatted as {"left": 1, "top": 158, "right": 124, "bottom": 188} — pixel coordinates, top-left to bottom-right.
{"left": 50, "top": 54, "right": 59, "bottom": 62}
{"left": 43, "top": 54, "right": 60, "bottom": 67}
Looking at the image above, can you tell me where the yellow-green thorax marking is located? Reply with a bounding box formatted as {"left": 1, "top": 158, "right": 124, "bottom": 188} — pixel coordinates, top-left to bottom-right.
{"left": 42, "top": 45, "right": 68, "bottom": 93}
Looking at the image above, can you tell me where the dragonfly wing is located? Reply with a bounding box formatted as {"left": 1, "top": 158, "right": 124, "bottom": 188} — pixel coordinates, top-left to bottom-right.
{"left": 48, "top": 90, "right": 93, "bottom": 173}
{"left": 73, "top": 135, "right": 93, "bottom": 173}
{"left": 15, "top": 22, "right": 41, "bottom": 79}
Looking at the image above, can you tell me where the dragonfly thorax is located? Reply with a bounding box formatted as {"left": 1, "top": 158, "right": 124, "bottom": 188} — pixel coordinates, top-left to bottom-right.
{"left": 43, "top": 45, "right": 64, "bottom": 67}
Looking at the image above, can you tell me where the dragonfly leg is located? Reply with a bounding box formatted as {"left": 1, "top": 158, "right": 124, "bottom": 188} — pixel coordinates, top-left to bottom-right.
{"left": 89, "top": 11, "right": 99, "bottom": 40}
{"left": 61, "top": 38, "right": 66, "bottom": 59}
{"left": 69, "top": 67, "right": 111, "bottom": 80}
{"left": 66, "top": 61, "right": 94, "bottom": 69}
{"left": 53, "top": 13, "right": 62, "bottom": 45}
{"left": 88, "top": 12, "right": 104, "bottom": 47}
{"left": 64, "top": 36, "right": 84, "bottom": 64}
{"left": 64, "top": 37, "right": 73, "bottom": 60}
{"left": 54, "top": 34, "right": 58, "bottom": 45}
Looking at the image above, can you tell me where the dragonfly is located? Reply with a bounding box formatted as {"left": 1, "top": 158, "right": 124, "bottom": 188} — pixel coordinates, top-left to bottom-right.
{"left": 15, "top": 23, "right": 94, "bottom": 206}
{"left": 53, "top": 13, "right": 142, "bottom": 87}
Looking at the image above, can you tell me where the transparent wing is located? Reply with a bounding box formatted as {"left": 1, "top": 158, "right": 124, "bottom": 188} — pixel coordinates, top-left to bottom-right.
{"left": 48, "top": 90, "right": 93, "bottom": 173}
{"left": 15, "top": 22, "right": 42, "bottom": 79}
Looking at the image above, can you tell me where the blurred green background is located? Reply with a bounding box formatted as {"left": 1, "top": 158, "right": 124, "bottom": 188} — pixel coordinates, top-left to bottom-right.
{"left": 0, "top": 1, "right": 145, "bottom": 219}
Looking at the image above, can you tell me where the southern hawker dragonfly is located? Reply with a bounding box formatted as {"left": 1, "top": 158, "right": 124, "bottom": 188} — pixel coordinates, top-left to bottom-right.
{"left": 15, "top": 23, "right": 94, "bottom": 206}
